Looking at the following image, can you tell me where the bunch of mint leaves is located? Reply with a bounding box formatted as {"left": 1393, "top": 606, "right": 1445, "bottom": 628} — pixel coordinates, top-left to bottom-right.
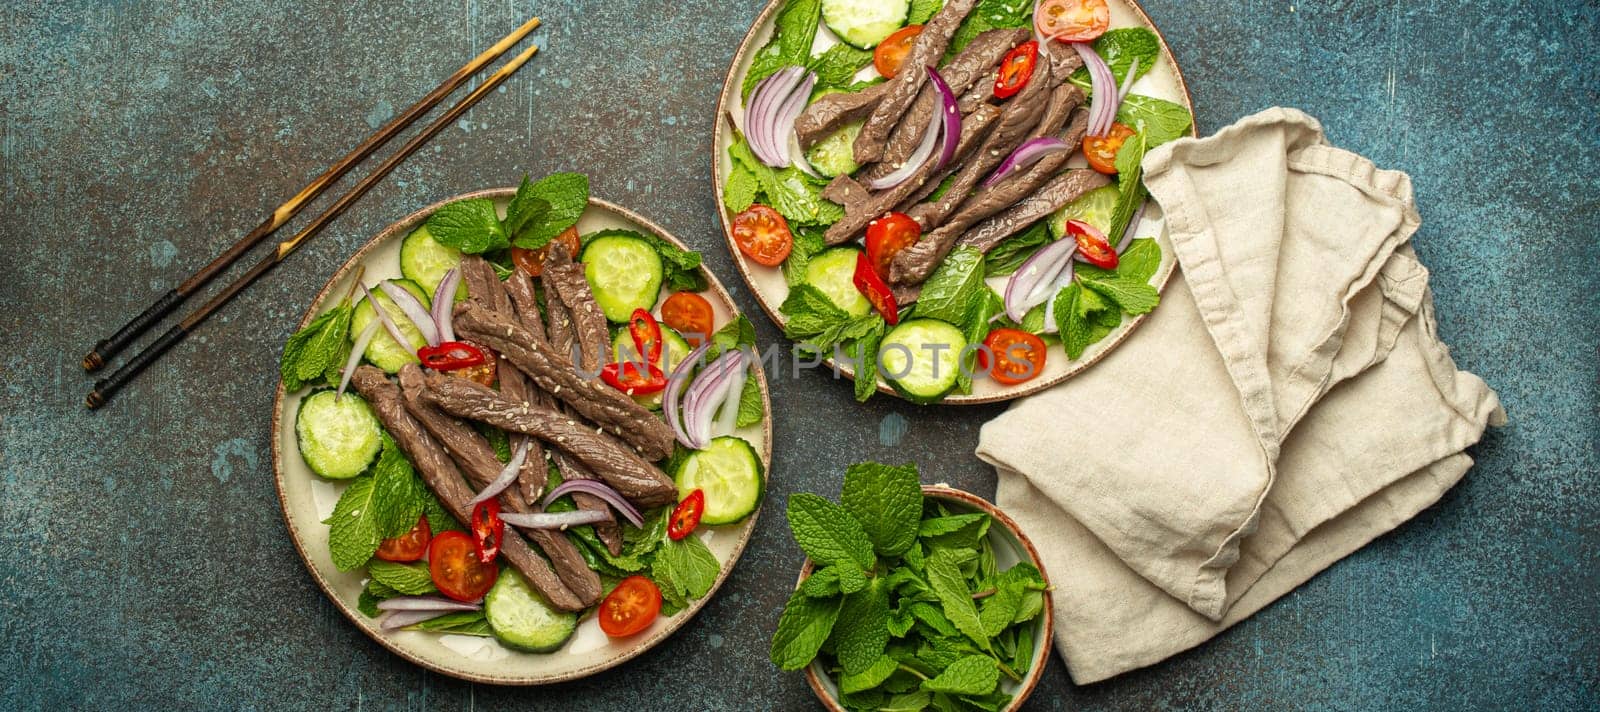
{"left": 770, "top": 463, "right": 1048, "bottom": 712}
{"left": 426, "top": 172, "right": 589, "bottom": 254}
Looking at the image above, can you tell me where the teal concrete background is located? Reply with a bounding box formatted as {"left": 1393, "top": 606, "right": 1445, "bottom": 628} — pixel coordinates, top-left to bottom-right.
{"left": 1, "top": 0, "right": 1595, "bottom": 709}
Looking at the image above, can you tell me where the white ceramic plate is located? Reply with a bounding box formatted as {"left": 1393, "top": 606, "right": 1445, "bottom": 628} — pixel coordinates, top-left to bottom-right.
{"left": 271, "top": 191, "right": 772, "bottom": 684}
{"left": 712, "top": 0, "right": 1195, "bottom": 404}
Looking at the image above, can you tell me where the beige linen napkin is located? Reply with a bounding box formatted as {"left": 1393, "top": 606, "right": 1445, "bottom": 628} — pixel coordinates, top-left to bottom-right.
{"left": 977, "top": 108, "right": 1505, "bottom": 684}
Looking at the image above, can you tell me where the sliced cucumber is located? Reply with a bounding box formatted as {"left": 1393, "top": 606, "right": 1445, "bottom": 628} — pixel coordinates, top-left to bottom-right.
{"left": 805, "top": 120, "right": 864, "bottom": 178}
{"left": 674, "top": 436, "right": 764, "bottom": 526}
{"left": 484, "top": 568, "right": 578, "bottom": 653}
{"left": 351, "top": 278, "right": 431, "bottom": 373}
{"left": 295, "top": 390, "right": 382, "bottom": 479}
{"left": 581, "top": 233, "right": 664, "bottom": 322}
{"left": 879, "top": 318, "right": 967, "bottom": 404}
{"left": 399, "top": 225, "right": 465, "bottom": 301}
{"left": 804, "top": 247, "right": 871, "bottom": 317}
{"left": 822, "top": 0, "right": 910, "bottom": 49}
{"left": 611, "top": 326, "right": 692, "bottom": 408}
{"left": 1048, "top": 184, "right": 1120, "bottom": 239}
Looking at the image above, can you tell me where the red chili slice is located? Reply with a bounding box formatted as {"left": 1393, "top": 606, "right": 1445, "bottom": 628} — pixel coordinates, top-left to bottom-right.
{"left": 469, "top": 499, "right": 504, "bottom": 564}
{"left": 600, "top": 361, "right": 668, "bottom": 395}
{"left": 852, "top": 252, "right": 900, "bottom": 325}
{"left": 418, "top": 341, "right": 487, "bottom": 371}
{"left": 628, "top": 308, "right": 664, "bottom": 366}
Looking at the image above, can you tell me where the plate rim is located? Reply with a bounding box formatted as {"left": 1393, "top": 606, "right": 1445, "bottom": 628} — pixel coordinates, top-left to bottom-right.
{"left": 269, "top": 190, "right": 775, "bottom": 685}
{"left": 708, "top": 0, "right": 1196, "bottom": 405}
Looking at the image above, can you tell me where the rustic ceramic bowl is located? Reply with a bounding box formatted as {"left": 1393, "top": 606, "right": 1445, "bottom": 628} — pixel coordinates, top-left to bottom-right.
{"left": 798, "top": 486, "right": 1054, "bottom": 710}
{"left": 270, "top": 191, "right": 773, "bottom": 684}
{"left": 711, "top": 0, "right": 1196, "bottom": 404}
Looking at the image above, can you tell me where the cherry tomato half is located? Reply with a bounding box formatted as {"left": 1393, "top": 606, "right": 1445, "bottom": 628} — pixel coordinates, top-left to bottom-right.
{"left": 731, "top": 204, "right": 794, "bottom": 267}
{"left": 994, "top": 41, "right": 1039, "bottom": 100}
{"left": 511, "top": 226, "right": 582, "bottom": 277}
{"left": 982, "top": 328, "right": 1048, "bottom": 385}
{"left": 852, "top": 251, "right": 900, "bottom": 325}
{"left": 600, "top": 361, "right": 668, "bottom": 396}
{"left": 374, "top": 515, "right": 431, "bottom": 563}
{"left": 873, "top": 25, "right": 924, "bottom": 78}
{"left": 1035, "top": 0, "right": 1110, "bottom": 42}
{"left": 428, "top": 530, "right": 499, "bottom": 602}
{"left": 469, "top": 499, "right": 504, "bottom": 564}
{"left": 865, "top": 212, "right": 921, "bottom": 281}
{"left": 661, "top": 292, "right": 716, "bottom": 347}
{"left": 668, "top": 490, "right": 706, "bottom": 541}
{"left": 1066, "top": 219, "right": 1119, "bottom": 269}
{"left": 598, "top": 575, "right": 663, "bottom": 638}
{"left": 1083, "top": 122, "right": 1135, "bottom": 175}
{"left": 628, "top": 308, "right": 664, "bottom": 367}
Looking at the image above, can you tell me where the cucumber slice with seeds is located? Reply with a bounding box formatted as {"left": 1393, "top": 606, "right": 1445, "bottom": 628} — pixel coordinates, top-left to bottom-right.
{"left": 674, "top": 436, "right": 764, "bottom": 526}
{"left": 351, "top": 278, "right": 430, "bottom": 373}
{"left": 1049, "top": 184, "right": 1119, "bottom": 239}
{"left": 484, "top": 568, "right": 578, "bottom": 653}
{"left": 582, "top": 233, "right": 665, "bottom": 322}
{"left": 822, "top": 0, "right": 910, "bottom": 49}
{"left": 879, "top": 318, "right": 967, "bottom": 404}
{"left": 295, "top": 390, "right": 382, "bottom": 480}
{"left": 804, "top": 247, "right": 872, "bottom": 317}
{"left": 399, "top": 225, "right": 466, "bottom": 301}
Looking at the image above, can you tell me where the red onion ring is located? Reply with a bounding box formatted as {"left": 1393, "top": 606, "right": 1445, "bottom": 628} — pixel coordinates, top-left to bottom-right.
{"left": 683, "top": 351, "right": 747, "bottom": 449}
{"left": 431, "top": 268, "right": 461, "bottom": 344}
{"left": 770, "top": 72, "right": 817, "bottom": 168}
{"left": 926, "top": 66, "right": 961, "bottom": 170}
{"left": 714, "top": 351, "right": 750, "bottom": 436}
{"left": 500, "top": 509, "right": 614, "bottom": 529}
{"left": 1115, "top": 200, "right": 1147, "bottom": 254}
{"left": 336, "top": 320, "right": 381, "bottom": 400}
{"left": 377, "top": 596, "right": 482, "bottom": 613}
{"left": 1004, "top": 237, "right": 1077, "bottom": 321}
{"left": 982, "top": 137, "right": 1071, "bottom": 187}
{"left": 542, "top": 478, "right": 645, "bottom": 528}
{"left": 468, "top": 438, "right": 531, "bottom": 506}
{"left": 361, "top": 285, "right": 412, "bottom": 354}
{"left": 379, "top": 609, "right": 452, "bottom": 630}
{"left": 379, "top": 282, "right": 438, "bottom": 346}
{"left": 1117, "top": 58, "right": 1140, "bottom": 102}
{"left": 1072, "top": 42, "right": 1119, "bottom": 136}
{"left": 867, "top": 66, "right": 959, "bottom": 190}
{"left": 665, "top": 341, "right": 713, "bottom": 449}
{"left": 746, "top": 67, "right": 807, "bottom": 166}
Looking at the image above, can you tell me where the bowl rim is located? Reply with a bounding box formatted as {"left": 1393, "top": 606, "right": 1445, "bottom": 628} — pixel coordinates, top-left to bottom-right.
{"left": 708, "top": 0, "right": 1196, "bottom": 405}
{"left": 268, "top": 190, "right": 774, "bottom": 685}
{"left": 795, "top": 485, "right": 1055, "bottom": 711}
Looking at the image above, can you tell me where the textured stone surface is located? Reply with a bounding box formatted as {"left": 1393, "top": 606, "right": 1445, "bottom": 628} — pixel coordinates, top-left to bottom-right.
{"left": 1, "top": 0, "right": 1596, "bottom": 709}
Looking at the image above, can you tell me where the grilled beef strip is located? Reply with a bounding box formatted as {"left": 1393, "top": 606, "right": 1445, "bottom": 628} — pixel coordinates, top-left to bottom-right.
{"left": 460, "top": 256, "right": 549, "bottom": 505}
{"left": 528, "top": 246, "right": 625, "bottom": 555}
{"left": 852, "top": 0, "right": 978, "bottom": 165}
{"left": 1040, "top": 39, "right": 1087, "bottom": 83}
{"left": 1030, "top": 84, "right": 1086, "bottom": 140}
{"left": 960, "top": 169, "right": 1114, "bottom": 253}
{"left": 890, "top": 100, "right": 1085, "bottom": 285}
{"left": 902, "top": 59, "right": 1056, "bottom": 234}
{"left": 348, "top": 366, "right": 586, "bottom": 612}
{"left": 395, "top": 366, "right": 604, "bottom": 606}
{"left": 452, "top": 303, "right": 678, "bottom": 460}
{"left": 822, "top": 174, "right": 872, "bottom": 213}
{"left": 823, "top": 103, "right": 1002, "bottom": 245}
{"left": 859, "top": 29, "right": 1030, "bottom": 182}
{"left": 502, "top": 270, "right": 553, "bottom": 502}
{"left": 795, "top": 82, "right": 891, "bottom": 149}
{"left": 420, "top": 372, "right": 680, "bottom": 508}
{"left": 540, "top": 242, "right": 610, "bottom": 375}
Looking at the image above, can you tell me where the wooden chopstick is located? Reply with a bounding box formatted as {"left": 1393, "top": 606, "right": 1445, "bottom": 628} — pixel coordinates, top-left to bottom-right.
{"left": 80, "top": 16, "right": 542, "bottom": 373}
{"left": 85, "top": 43, "right": 542, "bottom": 410}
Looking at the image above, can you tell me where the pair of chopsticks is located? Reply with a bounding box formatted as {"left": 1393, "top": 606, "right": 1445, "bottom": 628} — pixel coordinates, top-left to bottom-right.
{"left": 83, "top": 17, "right": 544, "bottom": 410}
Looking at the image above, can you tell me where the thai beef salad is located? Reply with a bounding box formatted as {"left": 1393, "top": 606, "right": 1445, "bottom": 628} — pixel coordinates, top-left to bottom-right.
{"left": 723, "top": 0, "right": 1193, "bottom": 403}
{"left": 280, "top": 173, "right": 766, "bottom": 653}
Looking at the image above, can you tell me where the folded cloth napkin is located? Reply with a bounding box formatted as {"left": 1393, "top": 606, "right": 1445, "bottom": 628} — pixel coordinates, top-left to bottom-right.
{"left": 977, "top": 107, "right": 1505, "bottom": 684}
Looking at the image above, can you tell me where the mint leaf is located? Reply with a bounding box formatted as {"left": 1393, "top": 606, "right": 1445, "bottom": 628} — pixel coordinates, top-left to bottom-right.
{"left": 956, "top": 289, "right": 1002, "bottom": 393}
{"left": 327, "top": 476, "right": 382, "bottom": 570}
{"left": 367, "top": 560, "right": 437, "bottom": 595}
{"left": 841, "top": 462, "right": 923, "bottom": 557}
{"left": 908, "top": 0, "right": 943, "bottom": 24}
{"left": 405, "top": 610, "right": 491, "bottom": 636}
{"left": 280, "top": 304, "right": 352, "bottom": 391}
{"left": 509, "top": 172, "right": 589, "bottom": 250}
{"left": 833, "top": 578, "right": 891, "bottom": 674}
{"left": 369, "top": 434, "right": 425, "bottom": 538}
{"left": 983, "top": 221, "right": 1051, "bottom": 277}
{"left": 841, "top": 654, "right": 899, "bottom": 694}
{"left": 729, "top": 138, "right": 843, "bottom": 226}
{"left": 1079, "top": 272, "right": 1160, "bottom": 315}
{"left": 426, "top": 198, "right": 507, "bottom": 254}
{"left": 1112, "top": 237, "right": 1162, "bottom": 283}
{"left": 783, "top": 226, "right": 828, "bottom": 287}
{"left": 1117, "top": 95, "right": 1194, "bottom": 147}
{"left": 880, "top": 691, "right": 934, "bottom": 711}
{"left": 801, "top": 566, "right": 843, "bottom": 598}
{"left": 1068, "top": 28, "right": 1160, "bottom": 94}
{"left": 787, "top": 493, "right": 876, "bottom": 571}
{"left": 723, "top": 163, "right": 759, "bottom": 214}
{"left": 915, "top": 246, "right": 985, "bottom": 325}
{"left": 741, "top": 0, "right": 821, "bottom": 97}
{"left": 918, "top": 513, "right": 987, "bottom": 538}
{"left": 770, "top": 586, "right": 843, "bottom": 670}
{"left": 503, "top": 175, "right": 552, "bottom": 243}
{"left": 978, "top": 581, "right": 1025, "bottom": 638}
{"left": 924, "top": 548, "right": 989, "bottom": 652}
{"left": 849, "top": 319, "right": 885, "bottom": 403}
{"left": 807, "top": 44, "right": 873, "bottom": 91}
{"left": 780, "top": 284, "right": 850, "bottom": 338}
{"left": 975, "top": 0, "right": 1033, "bottom": 26}
{"left": 653, "top": 534, "right": 721, "bottom": 603}
{"left": 922, "top": 655, "right": 1000, "bottom": 696}
{"left": 910, "top": 601, "right": 960, "bottom": 638}
{"left": 737, "top": 373, "right": 765, "bottom": 427}
{"left": 1106, "top": 132, "right": 1148, "bottom": 242}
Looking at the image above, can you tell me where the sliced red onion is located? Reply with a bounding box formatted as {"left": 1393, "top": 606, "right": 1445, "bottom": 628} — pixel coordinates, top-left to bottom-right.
{"left": 983, "top": 137, "right": 1070, "bottom": 187}
{"left": 1038, "top": 258, "right": 1079, "bottom": 334}
{"left": 379, "top": 282, "right": 439, "bottom": 346}
{"left": 682, "top": 350, "right": 747, "bottom": 448}
{"left": 1114, "top": 200, "right": 1147, "bottom": 254}
{"left": 926, "top": 66, "right": 961, "bottom": 170}
{"left": 378, "top": 609, "right": 450, "bottom": 630}
{"left": 336, "top": 320, "right": 382, "bottom": 400}
{"left": 1117, "top": 58, "right": 1140, "bottom": 102}
{"left": 431, "top": 267, "right": 461, "bottom": 344}
{"left": 1004, "top": 238, "right": 1077, "bottom": 321}
{"left": 789, "top": 129, "right": 823, "bottom": 179}
{"left": 714, "top": 350, "right": 750, "bottom": 436}
{"left": 769, "top": 72, "right": 817, "bottom": 168}
{"left": 500, "top": 509, "right": 613, "bottom": 529}
{"left": 665, "top": 341, "right": 713, "bottom": 449}
{"left": 542, "top": 478, "right": 645, "bottom": 528}
{"left": 361, "top": 285, "right": 412, "bottom": 352}
{"left": 1073, "top": 42, "right": 1118, "bottom": 137}
{"left": 468, "top": 438, "right": 531, "bottom": 507}
{"left": 746, "top": 67, "right": 807, "bottom": 167}
{"left": 377, "top": 596, "right": 482, "bottom": 613}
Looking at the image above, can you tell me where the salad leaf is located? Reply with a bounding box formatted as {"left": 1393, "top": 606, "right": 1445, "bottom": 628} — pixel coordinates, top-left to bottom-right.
{"left": 807, "top": 44, "right": 874, "bottom": 91}
{"left": 324, "top": 435, "right": 428, "bottom": 570}
{"left": 975, "top": 0, "right": 1033, "bottom": 27}
{"left": 279, "top": 304, "right": 352, "bottom": 391}
{"left": 770, "top": 586, "right": 844, "bottom": 670}
{"left": 981, "top": 221, "right": 1052, "bottom": 278}
{"left": 922, "top": 655, "right": 999, "bottom": 696}
{"left": 743, "top": 0, "right": 822, "bottom": 97}
{"left": 509, "top": 172, "right": 589, "bottom": 251}
{"left": 783, "top": 226, "right": 828, "bottom": 287}
{"left": 848, "top": 318, "right": 885, "bottom": 403}
{"left": 1068, "top": 28, "right": 1161, "bottom": 94}
{"left": 730, "top": 138, "right": 844, "bottom": 226}
{"left": 841, "top": 462, "right": 923, "bottom": 557}
{"left": 908, "top": 0, "right": 943, "bottom": 24}
{"left": 924, "top": 548, "right": 989, "bottom": 652}
{"left": 841, "top": 654, "right": 900, "bottom": 694}
{"left": 723, "top": 163, "right": 760, "bottom": 214}
{"left": 367, "top": 561, "right": 437, "bottom": 596}
{"left": 653, "top": 534, "right": 721, "bottom": 605}
{"left": 405, "top": 610, "right": 492, "bottom": 636}
{"left": 426, "top": 198, "right": 508, "bottom": 254}
{"left": 787, "top": 493, "right": 877, "bottom": 571}
{"left": 1117, "top": 94, "right": 1194, "bottom": 147}
{"left": 915, "top": 246, "right": 986, "bottom": 325}
{"left": 833, "top": 579, "right": 892, "bottom": 674}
